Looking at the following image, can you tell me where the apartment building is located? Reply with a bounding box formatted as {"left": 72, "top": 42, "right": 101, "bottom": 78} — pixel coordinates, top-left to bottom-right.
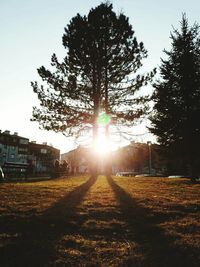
{"left": 0, "top": 130, "right": 29, "bottom": 177}
{"left": 0, "top": 130, "right": 60, "bottom": 178}
{"left": 61, "top": 146, "right": 90, "bottom": 174}
{"left": 28, "top": 141, "right": 60, "bottom": 175}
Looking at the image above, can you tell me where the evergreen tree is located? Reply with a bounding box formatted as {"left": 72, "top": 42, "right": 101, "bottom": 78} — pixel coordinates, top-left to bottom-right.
{"left": 149, "top": 14, "right": 200, "bottom": 176}
{"left": 32, "top": 3, "right": 155, "bottom": 148}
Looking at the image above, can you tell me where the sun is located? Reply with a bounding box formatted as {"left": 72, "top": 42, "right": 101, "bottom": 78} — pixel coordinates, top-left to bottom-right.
{"left": 93, "top": 113, "right": 115, "bottom": 155}
{"left": 94, "top": 134, "right": 112, "bottom": 155}
{"left": 94, "top": 137, "right": 111, "bottom": 155}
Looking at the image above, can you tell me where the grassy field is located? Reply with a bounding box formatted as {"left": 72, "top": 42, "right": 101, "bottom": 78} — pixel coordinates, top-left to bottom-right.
{"left": 0, "top": 175, "right": 199, "bottom": 266}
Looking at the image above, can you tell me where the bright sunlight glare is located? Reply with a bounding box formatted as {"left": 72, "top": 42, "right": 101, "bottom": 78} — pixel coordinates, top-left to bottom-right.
{"left": 94, "top": 132, "right": 115, "bottom": 155}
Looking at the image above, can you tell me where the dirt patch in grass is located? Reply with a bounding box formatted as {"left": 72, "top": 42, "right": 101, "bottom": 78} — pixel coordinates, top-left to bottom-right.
{"left": 0, "top": 175, "right": 199, "bottom": 266}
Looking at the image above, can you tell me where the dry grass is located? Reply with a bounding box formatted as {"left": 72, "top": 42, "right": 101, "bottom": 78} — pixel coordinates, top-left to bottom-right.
{"left": 111, "top": 176, "right": 200, "bottom": 266}
{"left": 0, "top": 176, "right": 89, "bottom": 215}
{"left": 0, "top": 175, "right": 199, "bottom": 266}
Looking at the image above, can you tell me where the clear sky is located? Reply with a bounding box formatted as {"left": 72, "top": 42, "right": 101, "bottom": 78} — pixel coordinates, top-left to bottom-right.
{"left": 0, "top": 0, "right": 199, "bottom": 153}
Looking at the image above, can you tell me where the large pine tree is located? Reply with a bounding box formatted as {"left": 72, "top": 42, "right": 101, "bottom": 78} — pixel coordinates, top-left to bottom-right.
{"left": 150, "top": 15, "right": 200, "bottom": 176}
{"left": 32, "top": 3, "right": 155, "bottom": 145}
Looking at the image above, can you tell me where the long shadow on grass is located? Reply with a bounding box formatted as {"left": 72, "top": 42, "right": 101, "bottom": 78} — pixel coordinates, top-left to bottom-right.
{"left": 107, "top": 175, "right": 199, "bottom": 267}
{"left": 0, "top": 175, "right": 97, "bottom": 267}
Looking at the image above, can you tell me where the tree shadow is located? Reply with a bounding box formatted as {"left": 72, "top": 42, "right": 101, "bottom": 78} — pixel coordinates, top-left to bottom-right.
{"left": 0, "top": 175, "right": 97, "bottom": 267}
{"left": 107, "top": 175, "right": 199, "bottom": 267}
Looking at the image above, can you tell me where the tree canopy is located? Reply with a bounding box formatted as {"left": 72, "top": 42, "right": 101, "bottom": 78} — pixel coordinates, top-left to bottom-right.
{"left": 149, "top": 14, "right": 200, "bottom": 174}
{"left": 32, "top": 2, "right": 155, "bottom": 142}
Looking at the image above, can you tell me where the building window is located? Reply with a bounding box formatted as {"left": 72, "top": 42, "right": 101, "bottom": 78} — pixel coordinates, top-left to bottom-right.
{"left": 41, "top": 149, "right": 47, "bottom": 154}
{"left": 19, "top": 139, "right": 28, "bottom": 145}
{"left": 18, "top": 147, "right": 28, "bottom": 153}
{"left": 10, "top": 154, "right": 15, "bottom": 159}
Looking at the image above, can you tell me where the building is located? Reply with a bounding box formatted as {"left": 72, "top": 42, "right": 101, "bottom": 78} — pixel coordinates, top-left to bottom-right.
{"left": 112, "top": 142, "right": 166, "bottom": 175}
{"left": 0, "top": 130, "right": 60, "bottom": 178}
{"left": 28, "top": 141, "right": 60, "bottom": 176}
{"left": 61, "top": 146, "right": 91, "bottom": 174}
{"left": 61, "top": 142, "right": 166, "bottom": 176}
{"left": 61, "top": 146, "right": 90, "bottom": 174}
{"left": 0, "top": 130, "right": 29, "bottom": 177}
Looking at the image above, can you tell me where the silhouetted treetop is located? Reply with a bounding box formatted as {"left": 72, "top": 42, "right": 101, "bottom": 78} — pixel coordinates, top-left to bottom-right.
{"left": 149, "top": 14, "right": 200, "bottom": 176}
{"left": 32, "top": 2, "right": 155, "bottom": 139}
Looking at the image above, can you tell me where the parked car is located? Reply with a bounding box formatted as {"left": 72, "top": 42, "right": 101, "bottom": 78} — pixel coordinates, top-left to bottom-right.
{"left": 116, "top": 172, "right": 135, "bottom": 177}
{"left": 0, "top": 166, "right": 5, "bottom": 182}
{"left": 135, "top": 174, "right": 150, "bottom": 177}
{"left": 168, "top": 175, "right": 185, "bottom": 178}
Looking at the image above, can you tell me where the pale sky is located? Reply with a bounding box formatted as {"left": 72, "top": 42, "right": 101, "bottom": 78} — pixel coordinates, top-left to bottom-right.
{"left": 0, "top": 0, "right": 199, "bottom": 153}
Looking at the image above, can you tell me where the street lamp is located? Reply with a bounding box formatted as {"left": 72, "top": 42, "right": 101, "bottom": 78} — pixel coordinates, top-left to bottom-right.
{"left": 147, "top": 141, "right": 152, "bottom": 176}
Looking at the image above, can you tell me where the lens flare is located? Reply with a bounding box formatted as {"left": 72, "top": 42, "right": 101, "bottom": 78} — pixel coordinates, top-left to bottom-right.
{"left": 96, "top": 113, "right": 111, "bottom": 126}
{"left": 94, "top": 134, "right": 112, "bottom": 155}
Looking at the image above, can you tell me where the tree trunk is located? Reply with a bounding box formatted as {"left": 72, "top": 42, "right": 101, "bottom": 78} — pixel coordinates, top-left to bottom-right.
{"left": 91, "top": 87, "right": 100, "bottom": 176}
{"left": 105, "top": 124, "right": 112, "bottom": 175}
